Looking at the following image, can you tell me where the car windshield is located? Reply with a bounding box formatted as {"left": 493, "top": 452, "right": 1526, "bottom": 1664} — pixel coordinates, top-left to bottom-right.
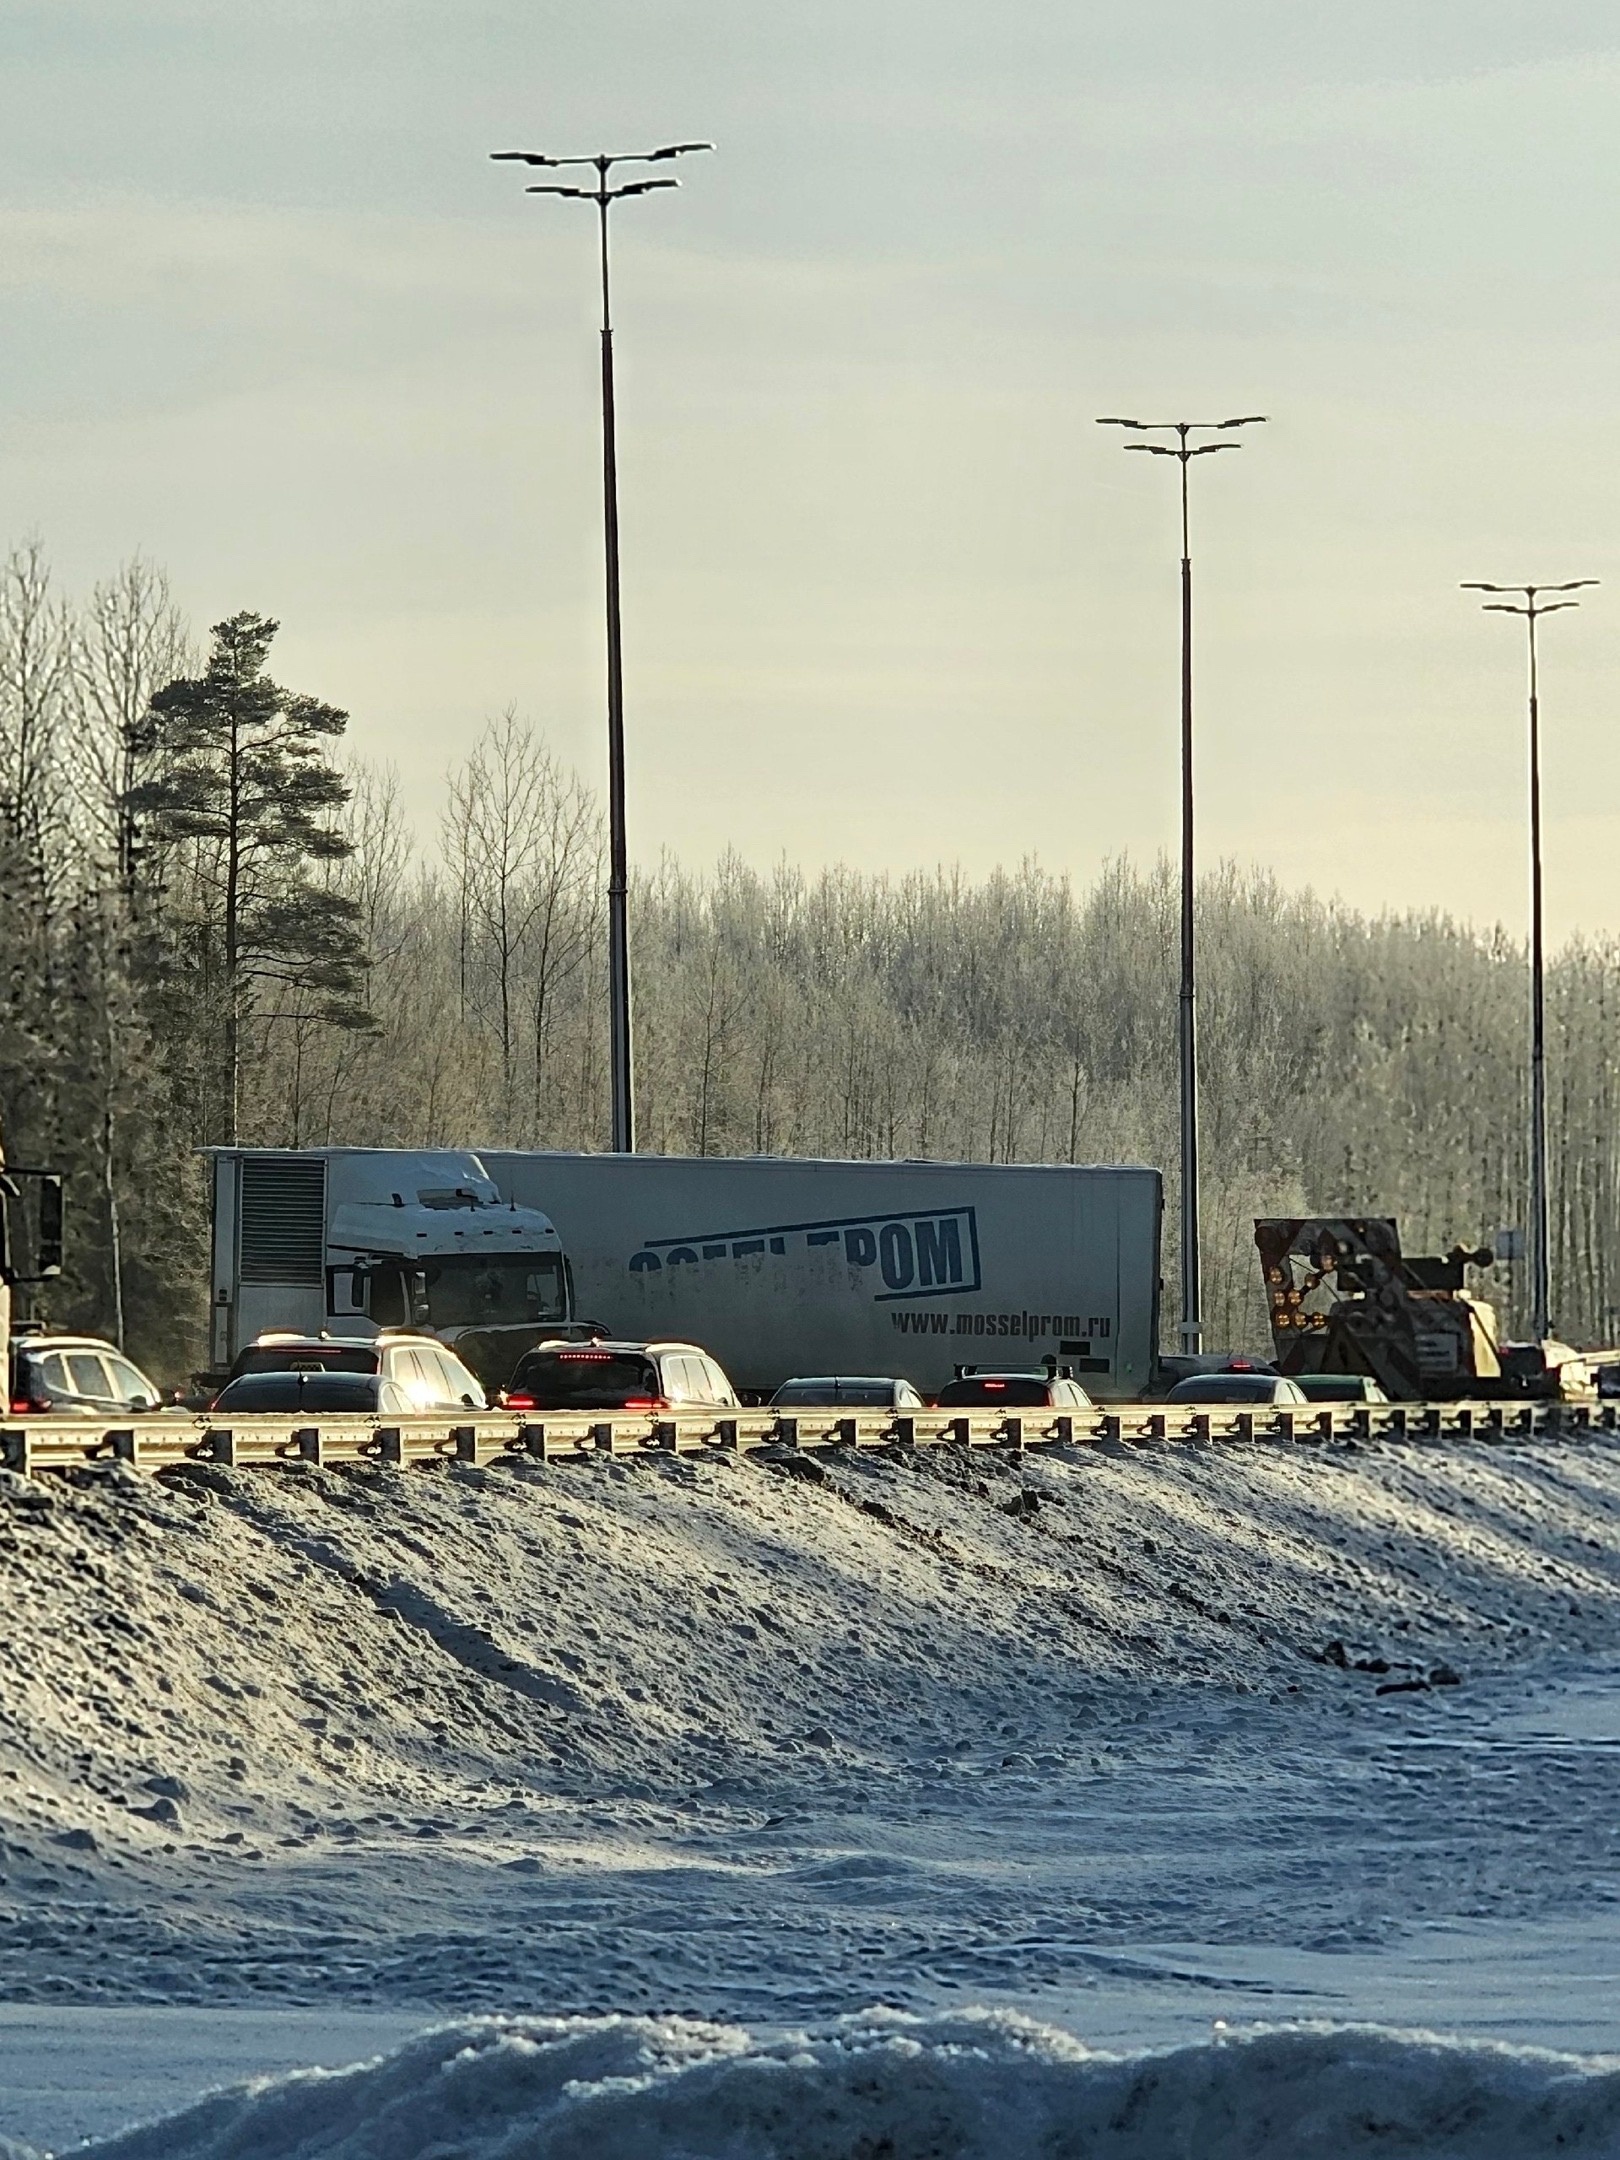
{"left": 936, "top": 1376, "right": 1052, "bottom": 1407}
{"left": 235, "top": 1345, "right": 379, "bottom": 1376}
{"left": 214, "top": 1372, "right": 380, "bottom": 1412}
{"left": 420, "top": 1256, "right": 568, "bottom": 1329}
{"left": 1168, "top": 1375, "right": 1277, "bottom": 1402}
{"left": 510, "top": 1351, "right": 660, "bottom": 1408}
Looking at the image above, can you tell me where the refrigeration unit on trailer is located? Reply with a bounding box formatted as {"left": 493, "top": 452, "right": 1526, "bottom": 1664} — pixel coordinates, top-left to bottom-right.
{"left": 479, "top": 1152, "right": 1163, "bottom": 1399}
{"left": 206, "top": 1148, "right": 577, "bottom": 1383}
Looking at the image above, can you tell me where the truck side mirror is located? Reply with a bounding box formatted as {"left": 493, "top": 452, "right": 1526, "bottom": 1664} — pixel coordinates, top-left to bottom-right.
{"left": 36, "top": 1176, "right": 63, "bottom": 1279}
{"left": 326, "top": 1263, "right": 371, "bottom": 1317}
{"left": 0, "top": 1169, "right": 64, "bottom": 1285}
{"left": 409, "top": 1270, "right": 431, "bottom": 1327}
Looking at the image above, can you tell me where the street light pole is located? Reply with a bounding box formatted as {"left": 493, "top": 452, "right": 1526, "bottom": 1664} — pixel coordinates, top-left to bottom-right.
{"left": 492, "top": 140, "right": 712, "bottom": 1153}
{"left": 1462, "top": 577, "right": 1596, "bottom": 1343}
{"left": 1098, "top": 414, "right": 1266, "bottom": 1358}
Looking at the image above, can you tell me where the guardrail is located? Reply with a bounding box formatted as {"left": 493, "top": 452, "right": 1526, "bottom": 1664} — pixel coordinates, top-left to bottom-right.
{"left": 1, "top": 1397, "right": 1614, "bottom": 1480}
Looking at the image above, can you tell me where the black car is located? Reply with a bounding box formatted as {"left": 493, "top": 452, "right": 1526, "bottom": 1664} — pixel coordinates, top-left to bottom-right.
{"left": 771, "top": 1376, "right": 925, "bottom": 1410}
{"left": 8, "top": 1330, "right": 165, "bottom": 1417}
{"left": 208, "top": 1371, "right": 413, "bottom": 1416}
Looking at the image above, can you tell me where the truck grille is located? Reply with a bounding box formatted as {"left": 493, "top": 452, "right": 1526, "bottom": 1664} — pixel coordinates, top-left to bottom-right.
{"left": 239, "top": 1157, "right": 326, "bottom": 1284}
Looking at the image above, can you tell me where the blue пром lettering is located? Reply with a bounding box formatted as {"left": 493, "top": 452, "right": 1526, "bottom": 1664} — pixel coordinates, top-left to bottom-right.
{"left": 626, "top": 1205, "right": 980, "bottom": 1302}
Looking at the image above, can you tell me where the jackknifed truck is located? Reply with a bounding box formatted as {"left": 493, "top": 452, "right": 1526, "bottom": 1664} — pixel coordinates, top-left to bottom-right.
{"left": 208, "top": 1147, "right": 1163, "bottom": 1398}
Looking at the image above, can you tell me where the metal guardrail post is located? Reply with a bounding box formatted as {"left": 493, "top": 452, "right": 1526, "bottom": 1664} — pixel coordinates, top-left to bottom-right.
{"left": 591, "top": 1421, "right": 615, "bottom": 1453}
{"left": 893, "top": 1415, "right": 916, "bottom": 1448}
{"left": 295, "top": 1427, "right": 322, "bottom": 1465}
{"left": 518, "top": 1421, "right": 549, "bottom": 1461}
{"left": 376, "top": 1427, "right": 404, "bottom": 1465}
{"left": 713, "top": 1417, "right": 738, "bottom": 1450}
{"left": 1, "top": 1427, "right": 29, "bottom": 1474}
{"left": 1001, "top": 1415, "right": 1023, "bottom": 1451}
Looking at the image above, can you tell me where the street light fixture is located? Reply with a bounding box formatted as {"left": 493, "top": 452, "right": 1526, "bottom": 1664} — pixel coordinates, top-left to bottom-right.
{"left": 1098, "top": 414, "right": 1266, "bottom": 1358}
{"left": 492, "top": 140, "right": 713, "bottom": 1153}
{"left": 1461, "top": 576, "right": 1596, "bottom": 1344}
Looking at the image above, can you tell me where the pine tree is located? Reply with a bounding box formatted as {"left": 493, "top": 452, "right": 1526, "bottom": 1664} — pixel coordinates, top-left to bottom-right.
{"left": 132, "top": 612, "right": 371, "bottom": 1142}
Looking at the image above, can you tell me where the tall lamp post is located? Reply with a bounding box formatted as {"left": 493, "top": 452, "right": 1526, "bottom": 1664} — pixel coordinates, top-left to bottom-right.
{"left": 1098, "top": 414, "right": 1266, "bottom": 1357}
{"left": 1461, "top": 577, "right": 1596, "bottom": 1343}
{"left": 492, "top": 140, "right": 712, "bottom": 1153}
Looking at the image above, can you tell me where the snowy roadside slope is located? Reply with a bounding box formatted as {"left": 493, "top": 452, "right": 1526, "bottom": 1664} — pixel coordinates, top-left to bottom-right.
{"left": 0, "top": 1432, "right": 1617, "bottom": 2011}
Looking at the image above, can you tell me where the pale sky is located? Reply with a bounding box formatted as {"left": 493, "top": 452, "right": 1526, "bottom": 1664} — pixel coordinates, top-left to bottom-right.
{"left": 4, "top": 2, "right": 1620, "bottom": 941}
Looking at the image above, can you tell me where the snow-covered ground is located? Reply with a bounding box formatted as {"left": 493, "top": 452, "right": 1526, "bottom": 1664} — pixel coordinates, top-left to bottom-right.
{"left": 1, "top": 1430, "right": 1618, "bottom": 2152}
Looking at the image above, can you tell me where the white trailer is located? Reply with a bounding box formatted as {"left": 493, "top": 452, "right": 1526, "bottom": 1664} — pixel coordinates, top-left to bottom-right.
{"left": 479, "top": 1152, "right": 1162, "bottom": 1400}
{"left": 206, "top": 1148, "right": 575, "bottom": 1384}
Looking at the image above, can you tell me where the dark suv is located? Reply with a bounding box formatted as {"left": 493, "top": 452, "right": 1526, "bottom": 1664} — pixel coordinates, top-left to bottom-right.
{"left": 503, "top": 1340, "right": 739, "bottom": 1411}
{"left": 9, "top": 1330, "right": 165, "bottom": 1417}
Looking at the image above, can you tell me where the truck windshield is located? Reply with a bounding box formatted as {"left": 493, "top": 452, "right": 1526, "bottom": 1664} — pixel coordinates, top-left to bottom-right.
{"left": 422, "top": 1255, "right": 567, "bottom": 1329}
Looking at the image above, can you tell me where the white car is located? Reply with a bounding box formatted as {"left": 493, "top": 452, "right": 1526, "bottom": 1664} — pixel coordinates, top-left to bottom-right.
{"left": 224, "top": 1332, "right": 487, "bottom": 1410}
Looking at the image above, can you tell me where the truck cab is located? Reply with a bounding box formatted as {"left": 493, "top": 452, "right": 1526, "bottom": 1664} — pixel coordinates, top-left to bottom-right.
{"left": 208, "top": 1148, "right": 580, "bottom": 1390}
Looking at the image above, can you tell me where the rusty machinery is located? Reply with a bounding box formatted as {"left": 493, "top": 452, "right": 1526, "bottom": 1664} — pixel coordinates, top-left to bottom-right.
{"left": 1254, "top": 1218, "right": 1499, "bottom": 1402}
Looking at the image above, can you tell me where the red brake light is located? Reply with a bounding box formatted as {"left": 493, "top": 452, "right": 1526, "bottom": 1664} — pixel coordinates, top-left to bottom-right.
{"left": 558, "top": 1351, "right": 611, "bottom": 1362}
{"left": 503, "top": 1393, "right": 537, "bottom": 1410}
{"left": 10, "top": 1398, "right": 37, "bottom": 1416}
{"left": 982, "top": 1379, "right": 1006, "bottom": 1391}
{"left": 622, "top": 1397, "right": 666, "bottom": 1411}
{"left": 1228, "top": 1358, "right": 1254, "bottom": 1372}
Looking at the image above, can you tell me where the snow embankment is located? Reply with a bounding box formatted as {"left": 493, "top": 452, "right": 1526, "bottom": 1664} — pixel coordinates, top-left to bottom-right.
{"left": 0, "top": 1432, "right": 1618, "bottom": 2014}
{"left": 52, "top": 2008, "right": 1620, "bottom": 2160}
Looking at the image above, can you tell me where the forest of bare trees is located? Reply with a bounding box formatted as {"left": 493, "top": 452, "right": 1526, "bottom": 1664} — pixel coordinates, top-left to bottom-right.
{"left": 4, "top": 540, "right": 1619, "bottom": 1378}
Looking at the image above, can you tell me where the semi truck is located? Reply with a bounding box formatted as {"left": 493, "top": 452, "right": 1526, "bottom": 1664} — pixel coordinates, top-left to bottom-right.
{"left": 208, "top": 1148, "right": 1162, "bottom": 1399}
{"left": 206, "top": 1148, "right": 579, "bottom": 1386}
